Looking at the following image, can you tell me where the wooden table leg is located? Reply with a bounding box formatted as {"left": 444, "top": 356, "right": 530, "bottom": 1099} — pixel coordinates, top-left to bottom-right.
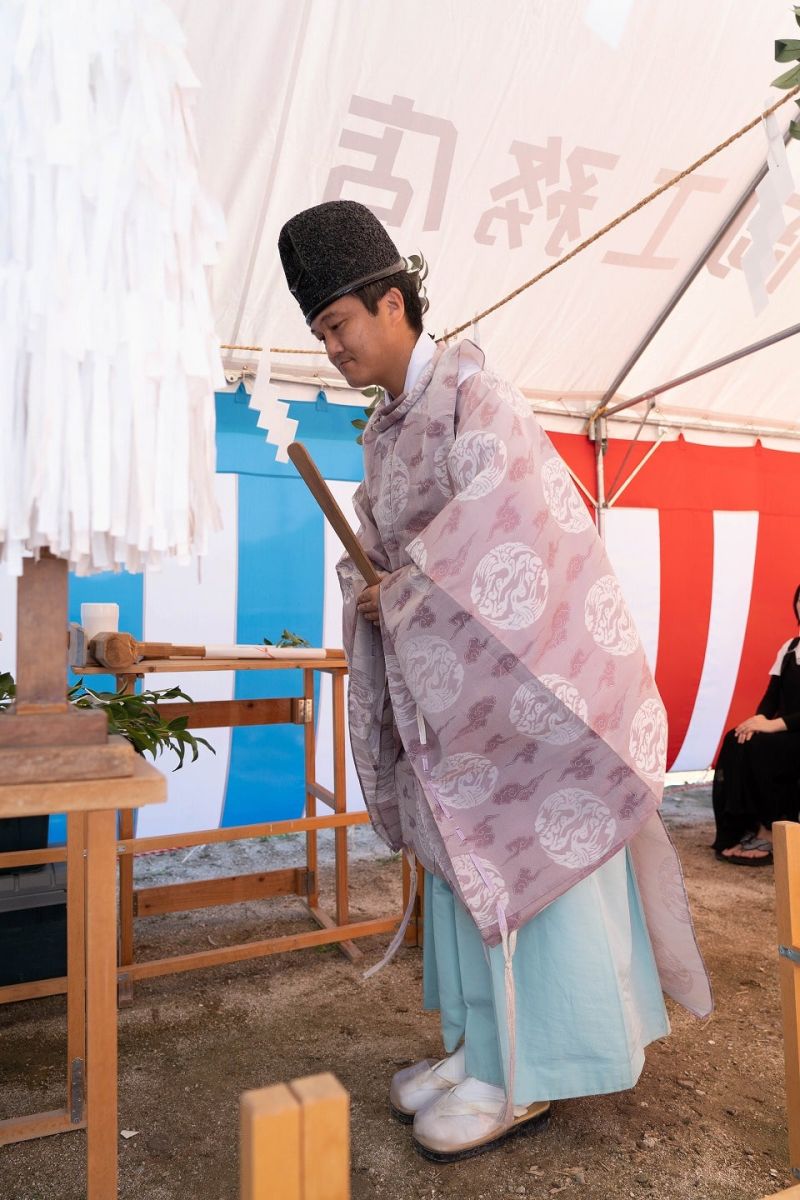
{"left": 116, "top": 673, "right": 139, "bottom": 1007}
{"left": 117, "top": 809, "right": 135, "bottom": 1007}
{"left": 332, "top": 671, "right": 348, "bottom": 929}
{"left": 67, "top": 812, "right": 87, "bottom": 1124}
{"left": 303, "top": 669, "right": 319, "bottom": 910}
{"left": 85, "top": 809, "right": 118, "bottom": 1200}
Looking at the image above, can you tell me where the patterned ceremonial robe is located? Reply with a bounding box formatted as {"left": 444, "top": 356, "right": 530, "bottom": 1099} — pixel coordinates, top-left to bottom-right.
{"left": 338, "top": 339, "right": 711, "bottom": 1018}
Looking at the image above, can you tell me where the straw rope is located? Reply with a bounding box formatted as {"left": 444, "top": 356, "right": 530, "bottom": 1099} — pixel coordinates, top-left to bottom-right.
{"left": 222, "top": 87, "right": 800, "bottom": 356}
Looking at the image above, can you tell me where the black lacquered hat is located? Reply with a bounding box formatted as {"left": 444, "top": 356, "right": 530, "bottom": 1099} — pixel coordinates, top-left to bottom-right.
{"left": 278, "top": 200, "right": 406, "bottom": 324}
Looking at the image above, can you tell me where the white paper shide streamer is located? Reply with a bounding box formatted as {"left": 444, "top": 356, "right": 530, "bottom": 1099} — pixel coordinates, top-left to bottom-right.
{"left": 741, "top": 111, "right": 797, "bottom": 315}
{"left": 0, "top": 0, "right": 225, "bottom": 575}
{"left": 248, "top": 351, "right": 299, "bottom": 465}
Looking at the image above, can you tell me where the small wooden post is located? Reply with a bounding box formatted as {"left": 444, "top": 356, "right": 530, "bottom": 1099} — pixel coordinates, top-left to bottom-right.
{"left": 773, "top": 821, "right": 800, "bottom": 1181}
{"left": 241, "top": 1084, "right": 302, "bottom": 1200}
{"left": 290, "top": 1075, "right": 349, "bottom": 1200}
{"left": 240, "top": 1074, "right": 349, "bottom": 1200}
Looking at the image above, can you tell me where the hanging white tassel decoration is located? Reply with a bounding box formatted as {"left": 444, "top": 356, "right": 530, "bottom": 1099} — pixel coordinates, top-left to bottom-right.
{"left": 248, "top": 349, "right": 299, "bottom": 465}
{"left": 0, "top": 0, "right": 225, "bottom": 575}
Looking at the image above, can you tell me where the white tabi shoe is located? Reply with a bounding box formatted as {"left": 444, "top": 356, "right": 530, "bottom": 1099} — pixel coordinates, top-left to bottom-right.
{"left": 412, "top": 1076, "right": 551, "bottom": 1162}
{"left": 389, "top": 1044, "right": 467, "bottom": 1123}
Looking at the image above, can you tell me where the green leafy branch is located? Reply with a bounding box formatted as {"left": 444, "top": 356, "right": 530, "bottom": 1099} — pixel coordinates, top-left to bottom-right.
{"left": 0, "top": 672, "right": 214, "bottom": 772}
{"left": 0, "top": 672, "right": 15, "bottom": 712}
{"left": 68, "top": 681, "right": 215, "bottom": 771}
{"left": 263, "top": 629, "right": 310, "bottom": 647}
{"left": 352, "top": 385, "right": 385, "bottom": 444}
{"left": 773, "top": 13, "right": 800, "bottom": 139}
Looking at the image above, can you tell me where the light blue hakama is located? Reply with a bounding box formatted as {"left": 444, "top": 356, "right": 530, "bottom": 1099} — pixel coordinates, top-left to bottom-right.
{"left": 422, "top": 849, "right": 670, "bottom": 1104}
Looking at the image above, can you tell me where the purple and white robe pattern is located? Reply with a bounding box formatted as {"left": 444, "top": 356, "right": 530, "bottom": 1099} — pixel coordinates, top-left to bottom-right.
{"left": 338, "top": 339, "right": 711, "bottom": 1019}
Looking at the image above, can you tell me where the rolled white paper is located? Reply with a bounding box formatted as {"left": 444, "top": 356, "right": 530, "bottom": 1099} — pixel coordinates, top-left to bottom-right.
{"left": 200, "top": 645, "right": 323, "bottom": 660}
{"left": 203, "top": 645, "right": 273, "bottom": 659}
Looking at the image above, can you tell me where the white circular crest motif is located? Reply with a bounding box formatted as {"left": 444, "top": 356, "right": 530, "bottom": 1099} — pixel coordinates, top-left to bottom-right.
{"left": 429, "top": 752, "right": 498, "bottom": 809}
{"left": 470, "top": 543, "right": 548, "bottom": 630}
{"left": 373, "top": 457, "right": 410, "bottom": 528}
{"left": 629, "top": 698, "right": 667, "bottom": 781}
{"left": 509, "top": 674, "right": 588, "bottom": 744}
{"left": 481, "top": 371, "right": 532, "bottom": 420}
{"left": 398, "top": 635, "right": 465, "bottom": 715}
{"left": 384, "top": 654, "right": 419, "bottom": 728}
{"left": 535, "top": 788, "right": 617, "bottom": 868}
{"left": 452, "top": 854, "right": 510, "bottom": 929}
{"left": 540, "top": 457, "right": 593, "bottom": 533}
{"left": 449, "top": 431, "right": 508, "bottom": 500}
{"left": 584, "top": 575, "right": 639, "bottom": 656}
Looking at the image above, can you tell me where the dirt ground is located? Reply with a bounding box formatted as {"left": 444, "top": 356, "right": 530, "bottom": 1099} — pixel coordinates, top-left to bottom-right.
{"left": 0, "top": 785, "right": 795, "bottom": 1200}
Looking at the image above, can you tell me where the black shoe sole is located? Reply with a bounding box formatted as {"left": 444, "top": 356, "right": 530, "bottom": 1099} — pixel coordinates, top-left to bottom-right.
{"left": 389, "top": 1102, "right": 415, "bottom": 1125}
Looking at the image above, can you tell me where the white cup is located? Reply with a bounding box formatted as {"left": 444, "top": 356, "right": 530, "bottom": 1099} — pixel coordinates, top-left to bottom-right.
{"left": 81, "top": 603, "right": 119, "bottom": 643}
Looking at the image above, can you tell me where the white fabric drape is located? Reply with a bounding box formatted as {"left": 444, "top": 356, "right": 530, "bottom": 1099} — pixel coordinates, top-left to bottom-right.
{"left": 0, "top": 0, "right": 224, "bottom": 575}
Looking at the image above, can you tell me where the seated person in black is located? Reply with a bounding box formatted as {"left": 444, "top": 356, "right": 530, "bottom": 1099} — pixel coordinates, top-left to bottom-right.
{"left": 713, "top": 585, "right": 800, "bottom": 866}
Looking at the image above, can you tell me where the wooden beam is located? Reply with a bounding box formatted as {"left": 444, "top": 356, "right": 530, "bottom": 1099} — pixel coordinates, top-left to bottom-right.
{"left": 774, "top": 821, "right": 800, "bottom": 1177}
{"left": 0, "top": 976, "right": 68, "bottom": 1005}
{"left": 85, "top": 809, "right": 118, "bottom": 1199}
{"left": 66, "top": 812, "right": 87, "bottom": 1125}
{"left": 332, "top": 673, "right": 348, "bottom": 930}
{"left": 0, "top": 736, "right": 133, "bottom": 784}
{"left": 116, "top": 810, "right": 370, "bottom": 857}
{"left": 134, "top": 868, "right": 309, "bottom": 916}
{"left": 306, "top": 782, "right": 335, "bottom": 809}
{"left": 307, "top": 905, "right": 362, "bottom": 963}
{"left": 120, "top": 916, "right": 400, "bottom": 982}
{"left": 289, "top": 1074, "right": 350, "bottom": 1200}
{"left": 240, "top": 1084, "right": 302, "bottom": 1200}
{"left": 0, "top": 1109, "right": 84, "bottom": 1146}
{"left": 0, "top": 754, "right": 166, "bottom": 818}
{"left": 155, "top": 698, "right": 298, "bottom": 729}
{"left": 0, "top": 846, "right": 66, "bottom": 870}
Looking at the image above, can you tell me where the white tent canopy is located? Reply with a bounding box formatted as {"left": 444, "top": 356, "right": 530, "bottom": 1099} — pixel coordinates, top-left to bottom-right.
{"left": 173, "top": 0, "right": 800, "bottom": 448}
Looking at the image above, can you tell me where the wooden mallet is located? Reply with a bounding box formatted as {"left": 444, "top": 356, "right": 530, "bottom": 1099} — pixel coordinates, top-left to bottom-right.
{"left": 287, "top": 442, "right": 380, "bottom": 586}
{"left": 88, "top": 633, "right": 205, "bottom": 671}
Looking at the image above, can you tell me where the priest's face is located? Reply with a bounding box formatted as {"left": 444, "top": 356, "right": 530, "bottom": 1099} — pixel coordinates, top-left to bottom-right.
{"left": 310, "top": 289, "right": 413, "bottom": 394}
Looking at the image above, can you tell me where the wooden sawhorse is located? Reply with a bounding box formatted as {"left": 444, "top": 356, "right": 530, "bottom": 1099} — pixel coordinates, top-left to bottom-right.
{"left": 82, "top": 655, "right": 420, "bottom": 997}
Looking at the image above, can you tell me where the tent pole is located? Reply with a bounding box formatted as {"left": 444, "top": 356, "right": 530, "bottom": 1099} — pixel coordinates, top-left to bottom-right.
{"left": 590, "top": 125, "right": 795, "bottom": 422}
{"left": 601, "top": 320, "right": 800, "bottom": 419}
{"left": 594, "top": 415, "right": 607, "bottom": 539}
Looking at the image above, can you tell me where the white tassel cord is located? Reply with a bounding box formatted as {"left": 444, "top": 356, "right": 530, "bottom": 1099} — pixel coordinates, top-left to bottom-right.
{"left": 497, "top": 905, "right": 518, "bottom": 1127}
{"left": 0, "top": 0, "right": 225, "bottom": 575}
{"left": 363, "top": 849, "right": 418, "bottom": 980}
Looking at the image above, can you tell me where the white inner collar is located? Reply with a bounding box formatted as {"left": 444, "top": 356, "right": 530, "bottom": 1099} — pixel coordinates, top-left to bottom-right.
{"left": 401, "top": 332, "right": 436, "bottom": 396}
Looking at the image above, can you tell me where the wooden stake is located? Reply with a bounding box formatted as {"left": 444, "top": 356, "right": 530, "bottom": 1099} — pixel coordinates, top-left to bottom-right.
{"left": 774, "top": 821, "right": 800, "bottom": 1178}
{"left": 289, "top": 1074, "right": 350, "bottom": 1200}
{"left": 240, "top": 1084, "right": 301, "bottom": 1200}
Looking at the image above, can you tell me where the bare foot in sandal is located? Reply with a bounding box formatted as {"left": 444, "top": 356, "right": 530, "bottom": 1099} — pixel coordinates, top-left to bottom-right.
{"left": 718, "top": 827, "right": 773, "bottom": 866}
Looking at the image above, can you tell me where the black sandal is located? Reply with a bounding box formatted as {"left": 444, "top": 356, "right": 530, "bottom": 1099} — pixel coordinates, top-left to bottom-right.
{"left": 715, "top": 834, "right": 773, "bottom": 867}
